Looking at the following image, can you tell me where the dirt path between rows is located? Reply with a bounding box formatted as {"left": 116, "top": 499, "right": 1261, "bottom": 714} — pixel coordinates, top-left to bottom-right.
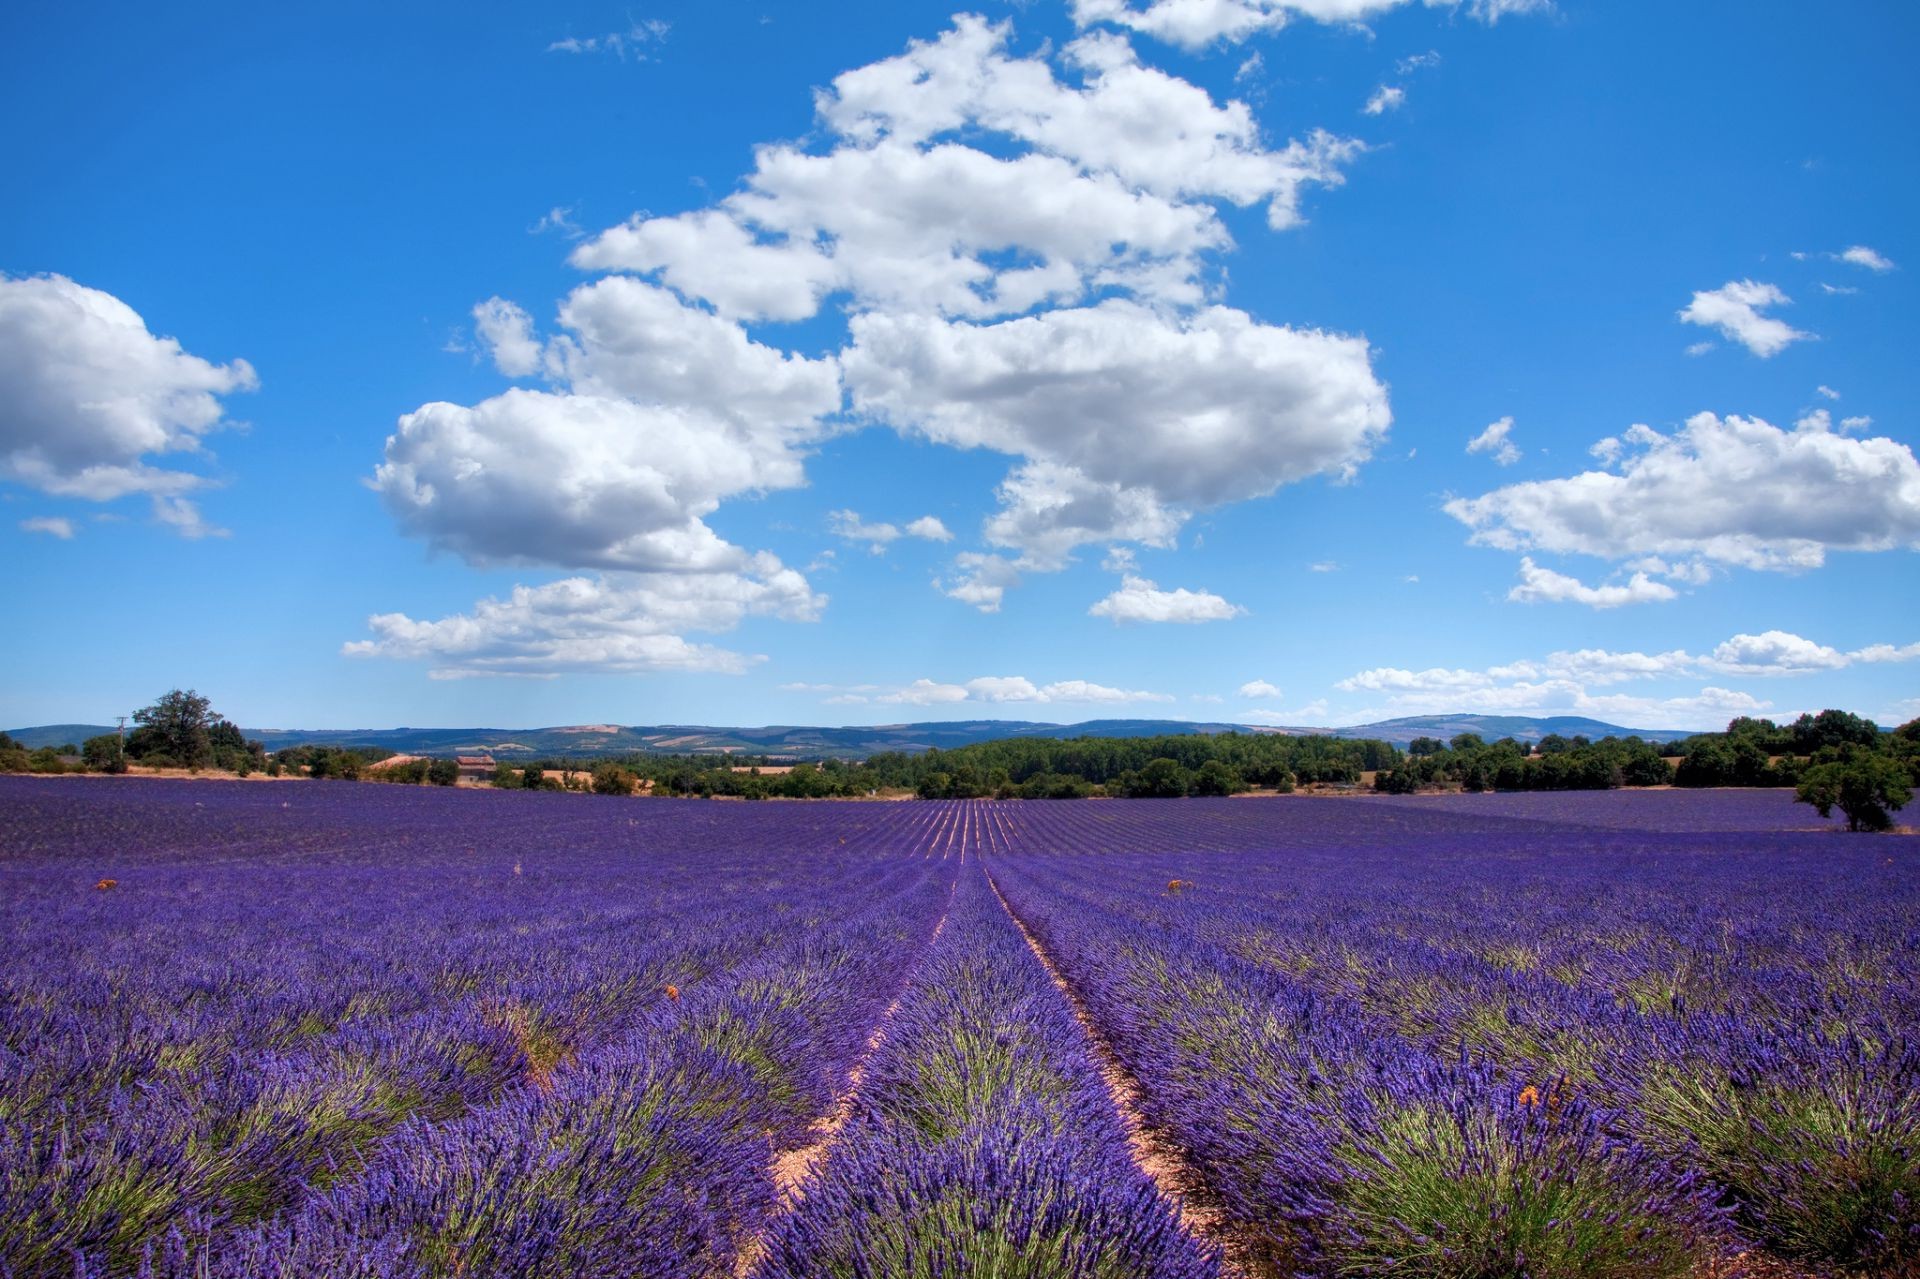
{"left": 983, "top": 866, "right": 1261, "bottom": 1279}
{"left": 730, "top": 885, "right": 955, "bottom": 1279}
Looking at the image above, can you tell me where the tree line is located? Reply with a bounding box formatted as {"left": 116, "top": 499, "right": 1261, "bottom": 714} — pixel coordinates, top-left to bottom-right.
{"left": 4, "top": 690, "right": 1911, "bottom": 830}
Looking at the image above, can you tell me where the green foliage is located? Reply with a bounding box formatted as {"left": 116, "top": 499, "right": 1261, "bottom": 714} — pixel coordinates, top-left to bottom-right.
{"left": 82, "top": 734, "right": 128, "bottom": 774}
{"left": 1333, "top": 1101, "right": 1708, "bottom": 1279}
{"left": 1796, "top": 751, "right": 1912, "bottom": 832}
{"left": 1374, "top": 735, "right": 1671, "bottom": 795}
{"left": 591, "top": 762, "right": 638, "bottom": 796}
{"left": 130, "top": 688, "right": 214, "bottom": 768}
{"left": 428, "top": 758, "right": 460, "bottom": 787}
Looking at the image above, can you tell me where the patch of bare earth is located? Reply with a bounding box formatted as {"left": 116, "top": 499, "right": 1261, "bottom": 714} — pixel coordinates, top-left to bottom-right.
{"left": 730, "top": 894, "right": 953, "bottom": 1279}
{"left": 984, "top": 867, "right": 1267, "bottom": 1279}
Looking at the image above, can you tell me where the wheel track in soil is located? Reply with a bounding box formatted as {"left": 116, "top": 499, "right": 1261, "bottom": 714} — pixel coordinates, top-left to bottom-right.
{"left": 982, "top": 864, "right": 1262, "bottom": 1279}
{"left": 729, "top": 879, "right": 956, "bottom": 1279}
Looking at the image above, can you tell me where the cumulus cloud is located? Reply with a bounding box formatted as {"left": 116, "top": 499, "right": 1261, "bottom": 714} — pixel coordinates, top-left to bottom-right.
{"left": 1838, "top": 245, "right": 1896, "bottom": 273}
{"left": 1705, "top": 630, "right": 1848, "bottom": 676}
{"left": 573, "top": 18, "right": 1361, "bottom": 321}
{"left": 1335, "top": 629, "right": 1917, "bottom": 724}
{"left": 19, "top": 516, "right": 74, "bottom": 539}
{"left": 1089, "top": 574, "right": 1244, "bottom": 623}
{"left": 1466, "top": 415, "right": 1520, "bottom": 465}
{"left": 1446, "top": 411, "right": 1920, "bottom": 574}
{"left": 868, "top": 675, "right": 1174, "bottom": 705}
{"left": 1239, "top": 679, "right": 1282, "bottom": 698}
{"left": 1678, "top": 280, "right": 1810, "bottom": 358}
{"left": 0, "top": 273, "right": 257, "bottom": 527}
{"left": 556, "top": 14, "right": 1390, "bottom": 609}
{"left": 1069, "top": 0, "right": 1547, "bottom": 49}
{"left": 1335, "top": 662, "right": 1767, "bottom": 728}
{"left": 373, "top": 281, "right": 839, "bottom": 576}
{"left": 343, "top": 559, "right": 821, "bottom": 679}
{"left": 472, "top": 298, "right": 542, "bottom": 377}
{"left": 938, "top": 552, "right": 1025, "bottom": 613}
{"left": 847, "top": 300, "right": 1389, "bottom": 564}
{"left": 1507, "top": 557, "right": 1678, "bottom": 608}
{"left": 830, "top": 509, "right": 956, "bottom": 552}
{"left": 1363, "top": 85, "right": 1405, "bottom": 115}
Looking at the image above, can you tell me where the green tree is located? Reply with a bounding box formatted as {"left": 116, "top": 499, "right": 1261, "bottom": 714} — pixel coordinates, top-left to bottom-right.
{"left": 1131, "top": 757, "right": 1191, "bottom": 798}
{"left": 1191, "top": 759, "right": 1244, "bottom": 796}
{"left": 428, "top": 758, "right": 460, "bottom": 787}
{"left": 131, "top": 688, "right": 215, "bottom": 768}
{"left": 591, "top": 762, "right": 638, "bottom": 796}
{"left": 82, "top": 734, "right": 128, "bottom": 774}
{"left": 1796, "top": 753, "right": 1912, "bottom": 832}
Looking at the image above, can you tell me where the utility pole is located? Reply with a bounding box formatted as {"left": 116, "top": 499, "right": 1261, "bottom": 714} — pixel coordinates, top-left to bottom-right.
{"left": 116, "top": 716, "right": 126, "bottom": 742}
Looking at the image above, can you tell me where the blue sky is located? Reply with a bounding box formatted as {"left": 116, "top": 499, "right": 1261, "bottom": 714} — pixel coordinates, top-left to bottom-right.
{"left": 3, "top": 0, "right": 1916, "bottom": 733}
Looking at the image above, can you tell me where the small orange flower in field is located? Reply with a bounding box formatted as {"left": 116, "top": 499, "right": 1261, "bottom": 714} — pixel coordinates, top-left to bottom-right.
{"left": 1518, "top": 1085, "right": 1542, "bottom": 1107}
{"left": 664, "top": 984, "right": 680, "bottom": 1001}
{"left": 94, "top": 878, "right": 118, "bottom": 891}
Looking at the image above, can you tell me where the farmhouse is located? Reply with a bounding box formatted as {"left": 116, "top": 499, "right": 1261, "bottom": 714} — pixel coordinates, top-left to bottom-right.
{"left": 454, "top": 753, "right": 496, "bottom": 781}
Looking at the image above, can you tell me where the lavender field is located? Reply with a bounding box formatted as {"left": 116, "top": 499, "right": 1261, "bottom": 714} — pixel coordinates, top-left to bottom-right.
{"left": 2, "top": 777, "right": 1915, "bottom": 1279}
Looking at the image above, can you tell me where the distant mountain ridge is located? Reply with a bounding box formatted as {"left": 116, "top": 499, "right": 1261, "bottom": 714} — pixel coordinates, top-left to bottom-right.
{"left": 6, "top": 714, "right": 1690, "bottom": 758}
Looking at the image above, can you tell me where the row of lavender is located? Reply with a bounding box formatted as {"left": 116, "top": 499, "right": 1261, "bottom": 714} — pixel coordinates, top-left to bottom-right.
{"left": 753, "top": 862, "right": 1215, "bottom": 1277}
{"left": 993, "top": 793, "right": 1919, "bottom": 1276}
{"left": 0, "top": 780, "right": 973, "bottom": 1276}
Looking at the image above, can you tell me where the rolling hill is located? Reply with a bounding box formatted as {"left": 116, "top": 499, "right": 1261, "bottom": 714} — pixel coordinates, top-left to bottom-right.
{"left": 6, "top": 714, "right": 1691, "bottom": 759}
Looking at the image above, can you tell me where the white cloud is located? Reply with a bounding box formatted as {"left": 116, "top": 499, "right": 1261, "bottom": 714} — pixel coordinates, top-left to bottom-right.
{"left": 558, "top": 15, "right": 1389, "bottom": 609}
{"left": 1678, "top": 280, "right": 1810, "bottom": 358}
{"left": 1855, "top": 642, "right": 1920, "bottom": 665}
{"left": 1815, "top": 385, "right": 1840, "bottom": 401}
{"left": 1705, "top": 630, "right": 1847, "bottom": 676}
{"left": 981, "top": 462, "right": 1185, "bottom": 569}
{"left": 905, "top": 515, "right": 954, "bottom": 542}
{"left": 0, "top": 273, "right": 257, "bottom": 529}
{"left": 472, "top": 298, "right": 542, "bottom": 377}
{"left": 1446, "top": 411, "right": 1920, "bottom": 573}
{"left": 1239, "top": 679, "right": 1282, "bottom": 698}
{"left": 365, "top": 277, "right": 843, "bottom": 674}
{"left": 939, "top": 552, "right": 1024, "bottom": 613}
{"left": 870, "top": 674, "right": 1173, "bottom": 706}
{"left": 547, "top": 20, "right": 669, "bottom": 60}
{"left": 1068, "top": 0, "right": 1545, "bottom": 49}
{"left": 530, "top": 207, "right": 583, "bottom": 239}
{"left": 830, "top": 509, "right": 955, "bottom": 552}
{"left": 152, "top": 495, "right": 226, "bottom": 540}
{"left": 1466, "top": 415, "right": 1521, "bottom": 465}
{"left": 1396, "top": 50, "right": 1442, "bottom": 73}
{"left": 572, "top": 19, "right": 1362, "bottom": 321}
{"left": 830, "top": 509, "right": 900, "bottom": 552}
{"left": 1363, "top": 85, "right": 1405, "bottom": 115}
{"left": 1838, "top": 245, "right": 1896, "bottom": 273}
{"left": 847, "top": 300, "right": 1389, "bottom": 561}
{"left": 1506, "top": 557, "right": 1678, "bottom": 608}
{"left": 1335, "top": 660, "right": 1769, "bottom": 729}
{"left": 1308, "top": 560, "right": 1339, "bottom": 572}
{"left": 19, "top": 516, "right": 74, "bottom": 539}
{"left": 343, "top": 559, "right": 820, "bottom": 679}
{"left": 1335, "top": 630, "right": 1918, "bottom": 723}
{"left": 1684, "top": 341, "right": 1716, "bottom": 357}
{"left": 1820, "top": 283, "right": 1860, "bottom": 296}
{"left": 1089, "top": 574, "right": 1244, "bottom": 623}
{"left": 373, "top": 280, "right": 839, "bottom": 575}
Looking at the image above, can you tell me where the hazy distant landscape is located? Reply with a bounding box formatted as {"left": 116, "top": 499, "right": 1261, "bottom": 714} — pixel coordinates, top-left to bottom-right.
{"left": 1, "top": 712, "right": 1689, "bottom": 758}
